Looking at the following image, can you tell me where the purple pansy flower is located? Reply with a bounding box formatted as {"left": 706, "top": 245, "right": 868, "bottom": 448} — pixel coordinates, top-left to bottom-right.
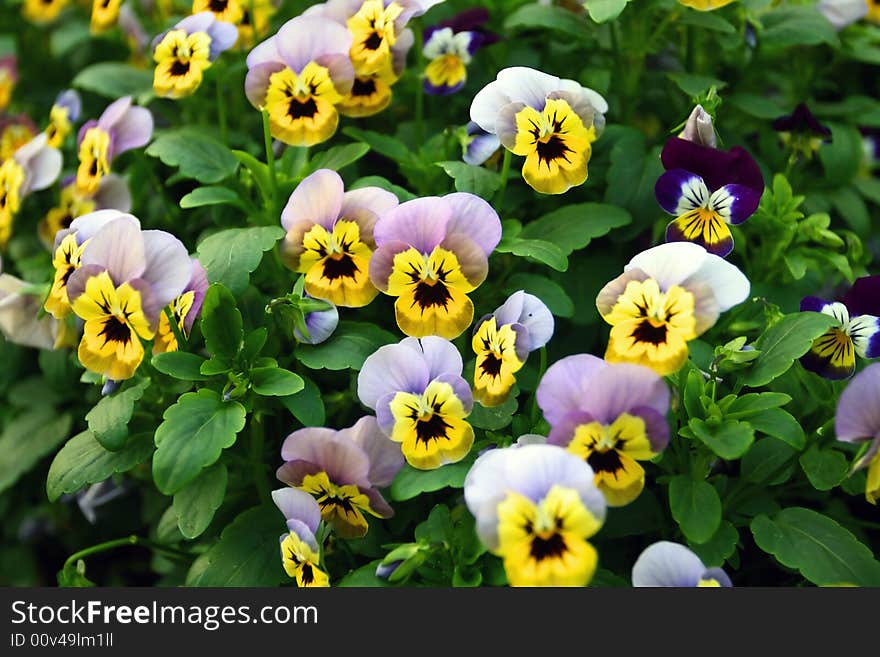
{"left": 153, "top": 258, "right": 209, "bottom": 354}
{"left": 772, "top": 103, "right": 832, "bottom": 159}
{"left": 632, "top": 542, "right": 732, "bottom": 587}
{"left": 462, "top": 121, "right": 501, "bottom": 166}
{"left": 271, "top": 487, "right": 330, "bottom": 587}
{"left": 836, "top": 363, "right": 880, "bottom": 504}
{"left": 655, "top": 137, "right": 764, "bottom": 257}
{"left": 0, "top": 133, "right": 62, "bottom": 246}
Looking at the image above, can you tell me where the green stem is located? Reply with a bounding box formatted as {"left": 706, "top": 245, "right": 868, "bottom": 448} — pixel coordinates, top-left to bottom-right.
{"left": 494, "top": 149, "right": 513, "bottom": 210}
{"left": 250, "top": 414, "right": 271, "bottom": 504}
{"left": 217, "top": 67, "right": 228, "bottom": 144}
{"left": 63, "top": 536, "right": 191, "bottom": 573}
{"left": 163, "top": 306, "right": 187, "bottom": 351}
{"left": 261, "top": 108, "right": 278, "bottom": 211}
{"left": 414, "top": 26, "right": 425, "bottom": 143}
{"left": 529, "top": 347, "right": 548, "bottom": 426}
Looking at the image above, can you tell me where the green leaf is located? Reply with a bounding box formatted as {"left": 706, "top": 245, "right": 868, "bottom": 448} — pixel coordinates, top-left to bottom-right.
{"left": 200, "top": 283, "right": 243, "bottom": 359}
{"left": 728, "top": 93, "right": 786, "bottom": 120}
{"left": 683, "top": 368, "right": 707, "bottom": 420}
{"left": 751, "top": 507, "right": 880, "bottom": 586}
{"left": 180, "top": 186, "right": 244, "bottom": 210}
{"left": 73, "top": 62, "right": 153, "bottom": 102}
{"left": 390, "top": 457, "right": 476, "bottom": 501}
{"left": 146, "top": 128, "right": 239, "bottom": 183}
{"left": 342, "top": 127, "right": 413, "bottom": 163}
{"left": 680, "top": 9, "right": 736, "bottom": 33}
{"left": 297, "top": 321, "right": 396, "bottom": 371}
{"left": 742, "top": 312, "right": 837, "bottom": 387}
{"left": 666, "top": 72, "right": 727, "bottom": 97}
{"left": 173, "top": 462, "right": 228, "bottom": 540}
{"left": 669, "top": 476, "right": 722, "bottom": 543}
{"left": 495, "top": 237, "right": 568, "bottom": 272}
{"left": 724, "top": 392, "right": 792, "bottom": 420}
{"left": 187, "top": 506, "right": 288, "bottom": 586}
{"left": 47, "top": 431, "right": 153, "bottom": 502}
{"left": 504, "top": 4, "right": 592, "bottom": 39}
{"left": 436, "top": 161, "right": 501, "bottom": 199}
{"left": 799, "top": 445, "right": 849, "bottom": 491}
{"left": 518, "top": 203, "right": 632, "bottom": 256}
{"left": 584, "top": 0, "right": 629, "bottom": 23}
{"left": 468, "top": 396, "right": 518, "bottom": 431}
{"left": 820, "top": 124, "right": 866, "bottom": 189}
{"left": 306, "top": 142, "right": 371, "bottom": 173}
{"left": 152, "top": 390, "right": 247, "bottom": 495}
{"left": 196, "top": 226, "right": 285, "bottom": 296}
{"left": 741, "top": 438, "right": 798, "bottom": 485}
{"left": 280, "top": 376, "right": 325, "bottom": 426}
{"left": 337, "top": 560, "right": 389, "bottom": 587}
{"left": 85, "top": 380, "right": 150, "bottom": 451}
{"left": 504, "top": 273, "right": 574, "bottom": 318}
{"left": 749, "top": 408, "right": 806, "bottom": 450}
{"left": 250, "top": 367, "right": 304, "bottom": 396}
{"left": 232, "top": 150, "right": 272, "bottom": 202}
{"left": 760, "top": 7, "right": 839, "bottom": 48}
{"left": 151, "top": 352, "right": 210, "bottom": 380}
{"left": 689, "top": 419, "right": 755, "bottom": 460}
{"left": 688, "top": 521, "right": 738, "bottom": 567}
{"left": 50, "top": 19, "right": 90, "bottom": 58}
{"left": 0, "top": 410, "right": 73, "bottom": 494}
{"left": 350, "top": 176, "right": 417, "bottom": 202}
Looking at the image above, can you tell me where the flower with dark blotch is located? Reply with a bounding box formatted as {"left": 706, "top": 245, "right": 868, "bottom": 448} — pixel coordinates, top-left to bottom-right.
{"left": 359, "top": 336, "right": 474, "bottom": 469}
{"left": 772, "top": 103, "right": 832, "bottom": 159}
{"left": 193, "top": 0, "right": 244, "bottom": 24}
{"left": 45, "top": 90, "right": 82, "bottom": 149}
{"left": 39, "top": 174, "right": 132, "bottom": 249}
{"left": 277, "top": 416, "right": 404, "bottom": 538}
{"left": 153, "top": 259, "right": 209, "bottom": 354}
{"left": 76, "top": 97, "right": 153, "bottom": 197}
{"left": 537, "top": 354, "right": 670, "bottom": 507}
{"left": 656, "top": 137, "right": 764, "bottom": 257}
{"left": 470, "top": 67, "right": 607, "bottom": 194}
{"left": 0, "top": 134, "right": 62, "bottom": 247}
{"left": 472, "top": 291, "right": 553, "bottom": 407}
{"left": 632, "top": 542, "right": 732, "bottom": 587}
{"left": 272, "top": 487, "right": 330, "bottom": 587}
{"left": 800, "top": 276, "right": 880, "bottom": 380}
{"left": 370, "top": 193, "right": 501, "bottom": 338}
{"left": 464, "top": 443, "right": 607, "bottom": 586}
{"left": 596, "top": 242, "right": 750, "bottom": 375}
{"left": 422, "top": 8, "right": 498, "bottom": 96}
{"left": 836, "top": 362, "right": 880, "bottom": 504}
{"left": 91, "top": 0, "right": 123, "bottom": 34}
{"left": 280, "top": 169, "right": 398, "bottom": 307}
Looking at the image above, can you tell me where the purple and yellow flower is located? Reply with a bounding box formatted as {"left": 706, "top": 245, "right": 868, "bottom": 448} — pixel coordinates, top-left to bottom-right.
{"left": 23, "top": 0, "right": 70, "bottom": 24}
{"left": 800, "top": 276, "right": 880, "bottom": 380}
{"left": 39, "top": 174, "right": 132, "bottom": 249}
{"left": 76, "top": 96, "right": 153, "bottom": 197}
{"left": 469, "top": 66, "right": 607, "bottom": 194}
{"left": 422, "top": 8, "right": 497, "bottom": 96}
{"left": 45, "top": 90, "right": 82, "bottom": 149}
{"left": 0, "top": 134, "right": 62, "bottom": 247}
{"left": 596, "top": 242, "right": 751, "bottom": 375}
{"left": 0, "top": 56, "right": 17, "bottom": 111}
{"left": 632, "top": 541, "right": 732, "bottom": 587}
{"left": 152, "top": 13, "right": 238, "bottom": 99}
{"left": 64, "top": 213, "right": 192, "bottom": 380}
{"left": 272, "top": 487, "right": 330, "bottom": 587}
{"left": 461, "top": 121, "right": 501, "bottom": 166}
{"left": 772, "top": 103, "right": 832, "bottom": 160}
{"left": 358, "top": 336, "right": 474, "bottom": 470}
{"left": 464, "top": 443, "right": 607, "bottom": 587}
{"left": 370, "top": 193, "right": 502, "bottom": 338}
{"left": 655, "top": 137, "right": 764, "bottom": 257}
{"left": 91, "top": 0, "right": 123, "bottom": 34}
{"left": 0, "top": 114, "right": 38, "bottom": 161}
{"left": 678, "top": 0, "right": 737, "bottom": 10}
{"left": 472, "top": 291, "right": 553, "bottom": 407}
{"left": 537, "top": 355, "right": 670, "bottom": 506}
{"left": 153, "top": 259, "right": 209, "bottom": 354}
{"left": 277, "top": 416, "right": 404, "bottom": 538}
{"left": 678, "top": 105, "right": 716, "bottom": 148}
{"left": 836, "top": 362, "right": 880, "bottom": 504}
{"left": 280, "top": 169, "right": 397, "bottom": 307}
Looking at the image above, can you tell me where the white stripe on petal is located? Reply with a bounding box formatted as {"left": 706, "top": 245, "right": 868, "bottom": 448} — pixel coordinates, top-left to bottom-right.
{"left": 849, "top": 314, "right": 880, "bottom": 358}
{"left": 708, "top": 186, "right": 734, "bottom": 222}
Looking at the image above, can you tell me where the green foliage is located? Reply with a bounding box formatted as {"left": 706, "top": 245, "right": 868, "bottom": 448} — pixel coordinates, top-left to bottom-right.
{"left": 146, "top": 128, "right": 239, "bottom": 183}
{"left": 196, "top": 227, "right": 285, "bottom": 296}
{"left": 85, "top": 379, "right": 149, "bottom": 451}
{"left": 173, "top": 463, "right": 227, "bottom": 539}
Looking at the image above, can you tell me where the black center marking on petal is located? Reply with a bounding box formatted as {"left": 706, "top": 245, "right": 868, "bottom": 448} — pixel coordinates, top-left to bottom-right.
{"left": 319, "top": 493, "right": 356, "bottom": 515}
{"left": 535, "top": 135, "right": 573, "bottom": 168}
{"left": 60, "top": 265, "right": 76, "bottom": 287}
{"left": 322, "top": 254, "right": 359, "bottom": 281}
{"left": 415, "top": 413, "right": 452, "bottom": 445}
{"left": 300, "top": 563, "right": 315, "bottom": 585}
{"left": 631, "top": 319, "right": 668, "bottom": 346}
{"left": 100, "top": 315, "right": 132, "bottom": 347}
{"left": 529, "top": 532, "right": 567, "bottom": 561}
{"left": 412, "top": 280, "right": 452, "bottom": 311}
{"left": 479, "top": 352, "right": 503, "bottom": 379}
{"left": 587, "top": 449, "right": 624, "bottom": 476}
{"left": 287, "top": 97, "right": 319, "bottom": 120}
{"left": 208, "top": 0, "right": 228, "bottom": 12}
{"left": 352, "top": 77, "right": 377, "bottom": 97}
{"left": 170, "top": 60, "right": 190, "bottom": 77}
{"left": 364, "top": 32, "right": 383, "bottom": 51}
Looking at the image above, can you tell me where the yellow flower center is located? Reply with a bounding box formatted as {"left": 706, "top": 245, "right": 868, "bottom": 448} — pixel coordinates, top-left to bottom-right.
{"left": 299, "top": 471, "right": 378, "bottom": 539}
{"left": 76, "top": 127, "right": 111, "bottom": 196}
{"left": 264, "top": 63, "right": 343, "bottom": 146}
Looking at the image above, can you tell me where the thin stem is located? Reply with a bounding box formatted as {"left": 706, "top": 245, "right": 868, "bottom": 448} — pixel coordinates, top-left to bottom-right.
{"left": 529, "top": 347, "right": 548, "bottom": 425}
{"left": 261, "top": 108, "right": 278, "bottom": 211}
{"left": 163, "top": 306, "right": 187, "bottom": 352}
{"left": 63, "top": 536, "right": 191, "bottom": 573}
{"left": 216, "top": 66, "right": 228, "bottom": 144}
{"left": 494, "top": 149, "right": 513, "bottom": 210}
{"left": 249, "top": 414, "right": 271, "bottom": 505}
{"left": 414, "top": 26, "right": 425, "bottom": 143}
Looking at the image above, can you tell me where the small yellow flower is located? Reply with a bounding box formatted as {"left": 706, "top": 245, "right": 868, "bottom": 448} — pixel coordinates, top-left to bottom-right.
{"left": 153, "top": 30, "right": 213, "bottom": 99}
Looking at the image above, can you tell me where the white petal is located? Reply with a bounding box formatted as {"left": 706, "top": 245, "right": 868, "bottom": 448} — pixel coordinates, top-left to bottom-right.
{"left": 682, "top": 252, "right": 751, "bottom": 312}
{"left": 625, "top": 242, "right": 708, "bottom": 291}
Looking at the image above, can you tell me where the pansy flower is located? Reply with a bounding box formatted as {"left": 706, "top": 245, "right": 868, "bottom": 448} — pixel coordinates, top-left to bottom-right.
{"left": 153, "top": 259, "right": 209, "bottom": 354}
{"left": 91, "top": 0, "right": 123, "bottom": 34}
{"left": 45, "top": 90, "right": 82, "bottom": 149}
{"left": 772, "top": 103, "right": 832, "bottom": 160}
{"left": 464, "top": 443, "right": 607, "bottom": 587}
{"left": 632, "top": 541, "right": 732, "bottom": 587}
{"left": 245, "top": 16, "right": 355, "bottom": 146}
{"left": 152, "top": 13, "right": 238, "bottom": 99}
{"left": 272, "top": 487, "right": 330, "bottom": 587}
{"left": 358, "top": 336, "right": 475, "bottom": 470}
{"left": 472, "top": 291, "right": 553, "bottom": 407}
{"left": 422, "top": 8, "right": 498, "bottom": 96}
{"left": 596, "top": 242, "right": 750, "bottom": 375}
{"left": 0, "top": 134, "right": 62, "bottom": 247}
{"left": 39, "top": 174, "right": 132, "bottom": 249}
{"left": 0, "top": 115, "right": 38, "bottom": 161}
{"left": 280, "top": 169, "right": 397, "bottom": 307}
{"left": 836, "top": 362, "right": 880, "bottom": 504}
{"left": 0, "top": 56, "right": 16, "bottom": 111}
{"left": 656, "top": 137, "right": 764, "bottom": 257}
{"left": 76, "top": 96, "right": 153, "bottom": 197}
{"left": 277, "top": 416, "right": 404, "bottom": 538}
{"left": 237, "top": 0, "right": 280, "bottom": 50}
{"left": 370, "top": 193, "right": 502, "bottom": 338}
{"left": 678, "top": 0, "right": 737, "bottom": 9}
{"left": 64, "top": 214, "right": 192, "bottom": 380}
{"left": 461, "top": 121, "right": 501, "bottom": 166}
{"left": 800, "top": 276, "right": 880, "bottom": 380}
{"left": 23, "top": 0, "right": 70, "bottom": 24}
{"left": 537, "top": 354, "right": 670, "bottom": 506}
{"left": 470, "top": 67, "right": 607, "bottom": 194}
{"left": 193, "top": 0, "right": 244, "bottom": 25}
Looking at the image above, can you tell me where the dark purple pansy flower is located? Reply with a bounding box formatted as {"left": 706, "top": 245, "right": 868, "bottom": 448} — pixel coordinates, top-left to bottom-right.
{"left": 772, "top": 103, "right": 832, "bottom": 159}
